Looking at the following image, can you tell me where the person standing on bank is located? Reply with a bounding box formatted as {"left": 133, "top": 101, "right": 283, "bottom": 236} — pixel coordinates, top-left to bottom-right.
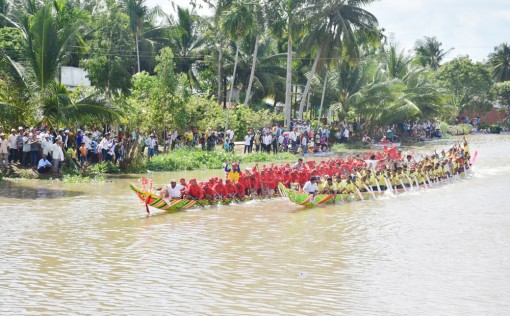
{"left": 244, "top": 132, "right": 253, "bottom": 154}
{"left": 8, "top": 129, "right": 17, "bottom": 163}
{"left": 50, "top": 139, "right": 65, "bottom": 176}
{"left": 0, "top": 133, "right": 9, "bottom": 170}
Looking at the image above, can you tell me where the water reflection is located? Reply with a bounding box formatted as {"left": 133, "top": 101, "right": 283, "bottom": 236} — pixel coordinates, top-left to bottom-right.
{"left": 0, "top": 180, "right": 84, "bottom": 200}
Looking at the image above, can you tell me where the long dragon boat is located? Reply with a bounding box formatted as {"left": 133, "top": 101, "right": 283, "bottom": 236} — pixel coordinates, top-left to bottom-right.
{"left": 130, "top": 184, "right": 280, "bottom": 214}
{"left": 278, "top": 168, "right": 473, "bottom": 208}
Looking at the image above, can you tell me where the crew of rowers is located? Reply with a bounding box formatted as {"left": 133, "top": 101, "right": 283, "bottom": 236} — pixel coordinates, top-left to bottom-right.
{"left": 159, "top": 139, "right": 471, "bottom": 200}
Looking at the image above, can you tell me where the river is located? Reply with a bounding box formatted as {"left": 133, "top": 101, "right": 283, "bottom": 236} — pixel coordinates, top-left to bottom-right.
{"left": 1, "top": 134, "right": 509, "bottom": 315}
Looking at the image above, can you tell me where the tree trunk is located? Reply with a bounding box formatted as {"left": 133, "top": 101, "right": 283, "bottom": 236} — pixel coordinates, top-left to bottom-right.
{"left": 298, "top": 45, "right": 322, "bottom": 119}
{"left": 318, "top": 68, "right": 328, "bottom": 124}
{"left": 226, "top": 43, "right": 240, "bottom": 130}
{"left": 217, "top": 31, "right": 223, "bottom": 104}
{"left": 244, "top": 33, "right": 259, "bottom": 106}
{"left": 135, "top": 31, "right": 141, "bottom": 73}
{"left": 284, "top": 23, "right": 292, "bottom": 128}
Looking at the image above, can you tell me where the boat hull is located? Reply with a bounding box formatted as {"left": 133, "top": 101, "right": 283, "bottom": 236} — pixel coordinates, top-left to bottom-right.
{"left": 277, "top": 183, "right": 385, "bottom": 207}
{"left": 130, "top": 184, "right": 279, "bottom": 213}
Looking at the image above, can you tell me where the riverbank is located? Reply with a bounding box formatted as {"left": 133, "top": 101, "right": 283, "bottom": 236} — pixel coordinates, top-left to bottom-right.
{"left": 0, "top": 131, "right": 490, "bottom": 181}
{"left": 0, "top": 149, "right": 297, "bottom": 181}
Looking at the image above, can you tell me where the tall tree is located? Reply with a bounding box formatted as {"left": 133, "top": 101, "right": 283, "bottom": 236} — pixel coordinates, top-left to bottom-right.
{"left": 266, "top": 0, "right": 306, "bottom": 127}
{"left": 121, "top": 0, "right": 168, "bottom": 73}
{"left": 2, "top": 0, "right": 117, "bottom": 125}
{"left": 221, "top": 0, "right": 254, "bottom": 129}
{"left": 414, "top": 36, "right": 453, "bottom": 71}
{"left": 122, "top": 0, "right": 147, "bottom": 73}
{"left": 297, "top": 0, "right": 380, "bottom": 119}
{"left": 201, "top": 0, "right": 233, "bottom": 104}
{"left": 224, "top": 36, "right": 286, "bottom": 104}
{"left": 488, "top": 43, "right": 510, "bottom": 83}
{"left": 243, "top": 1, "right": 263, "bottom": 106}
{"left": 81, "top": 0, "right": 135, "bottom": 97}
{"left": 436, "top": 57, "right": 493, "bottom": 111}
{"left": 169, "top": 5, "right": 205, "bottom": 89}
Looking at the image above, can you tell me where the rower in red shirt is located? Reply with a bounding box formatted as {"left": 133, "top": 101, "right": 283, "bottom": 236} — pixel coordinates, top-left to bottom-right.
{"left": 202, "top": 178, "right": 218, "bottom": 200}
{"left": 225, "top": 179, "right": 237, "bottom": 197}
{"left": 186, "top": 178, "right": 203, "bottom": 200}
{"left": 213, "top": 179, "right": 228, "bottom": 198}
{"left": 234, "top": 181, "right": 246, "bottom": 197}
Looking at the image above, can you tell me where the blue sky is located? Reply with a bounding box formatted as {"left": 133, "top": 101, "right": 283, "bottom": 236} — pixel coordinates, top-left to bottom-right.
{"left": 149, "top": 0, "right": 510, "bottom": 62}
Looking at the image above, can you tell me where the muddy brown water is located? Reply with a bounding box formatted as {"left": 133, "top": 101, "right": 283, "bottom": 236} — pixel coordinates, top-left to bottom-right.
{"left": 1, "top": 135, "right": 509, "bottom": 315}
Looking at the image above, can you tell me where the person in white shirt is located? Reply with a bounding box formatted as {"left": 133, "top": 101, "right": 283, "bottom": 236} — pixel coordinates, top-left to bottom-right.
{"left": 302, "top": 177, "right": 319, "bottom": 194}
{"left": 50, "top": 139, "right": 65, "bottom": 175}
{"left": 166, "top": 179, "right": 185, "bottom": 198}
{"left": 0, "top": 133, "right": 9, "bottom": 169}
{"left": 278, "top": 134, "right": 284, "bottom": 150}
{"left": 41, "top": 134, "right": 52, "bottom": 160}
{"left": 145, "top": 134, "right": 157, "bottom": 159}
{"left": 343, "top": 127, "right": 350, "bottom": 142}
{"left": 22, "top": 132, "right": 31, "bottom": 167}
{"left": 289, "top": 128, "right": 298, "bottom": 153}
{"left": 244, "top": 132, "right": 252, "bottom": 154}
{"left": 8, "top": 129, "right": 17, "bottom": 163}
{"left": 228, "top": 129, "right": 234, "bottom": 141}
{"left": 83, "top": 132, "right": 93, "bottom": 160}
{"left": 37, "top": 156, "right": 52, "bottom": 174}
{"left": 262, "top": 133, "right": 272, "bottom": 153}
{"left": 100, "top": 133, "right": 113, "bottom": 161}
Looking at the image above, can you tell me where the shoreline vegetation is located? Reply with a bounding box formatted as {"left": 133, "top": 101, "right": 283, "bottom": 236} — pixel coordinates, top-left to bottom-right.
{"left": 0, "top": 1, "right": 508, "bottom": 183}
{"left": 0, "top": 127, "right": 479, "bottom": 184}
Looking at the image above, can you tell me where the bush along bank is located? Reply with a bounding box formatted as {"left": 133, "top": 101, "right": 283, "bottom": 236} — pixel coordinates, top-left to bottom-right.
{"left": 145, "top": 149, "right": 296, "bottom": 172}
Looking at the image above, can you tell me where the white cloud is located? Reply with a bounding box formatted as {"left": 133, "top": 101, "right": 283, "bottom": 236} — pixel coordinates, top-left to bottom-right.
{"left": 368, "top": 0, "right": 510, "bottom": 61}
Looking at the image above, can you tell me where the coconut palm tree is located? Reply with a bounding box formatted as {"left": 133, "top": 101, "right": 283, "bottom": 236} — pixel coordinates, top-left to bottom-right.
{"left": 202, "top": 0, "right": 233, "bottom": 104}
{"left": 243, "top": 1, "right": 264, "bottom": 106}
{"left": 221, "top": 0, "right": 255, "bottom": 129}
{"left": 489, "top": 43, "right": 510, "bottom": 82}
{"left": 414, "top": 36, "right": 453, "bottom": 71}
{"left": 121, "top": 0, "right": 168, "bottom": 73}
{"left": 0, "top": 0, "right": 8, "bottom": 27}
{"left": 381, "top": 44, "right": 412, "bottom": 79}
{"left": 121, "top": 0, "right": 147, "bottom": 73}
{"left": 223, "top": 35, "right": 286, "bottom": 104}
{"left": 266, "top": 0, "right": 306, "bottom": 127}
{"left": 296, "top": 0, "right": 380, "bottom": 119}
{"left": 2, "top": 0, "right": 118, "bottom": 125}
{"left": 169, "top": 5, "right": 205, "bottom": 90}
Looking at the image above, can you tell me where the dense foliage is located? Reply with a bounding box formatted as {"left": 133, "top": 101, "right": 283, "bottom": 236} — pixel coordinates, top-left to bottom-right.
{"left": 0, "top": 0, "right": 508, "bottom": 133}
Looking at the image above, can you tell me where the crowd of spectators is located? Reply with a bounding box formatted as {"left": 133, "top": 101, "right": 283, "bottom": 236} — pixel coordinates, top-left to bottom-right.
{"left": 0, "top": 124, "right": 126, "bottom": 176}
{"left": 0, "top": 119, "right": 447, "bottom": 176}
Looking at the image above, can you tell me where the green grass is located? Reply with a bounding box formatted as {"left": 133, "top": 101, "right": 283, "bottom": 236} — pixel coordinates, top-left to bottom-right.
{"left": 62, "top": 174, "right": 106, "bottom": 183}
{"left": 441, "top": 122, "right": 473, "bottom": 135}
{"left": 146, "top": 148, "right": 296, "bottom": 172}
{"left": 330, "top": 141, "right": 368, "bottom": 151}
{"left": 88, "top": 161, "right": 121, "bottom": 174}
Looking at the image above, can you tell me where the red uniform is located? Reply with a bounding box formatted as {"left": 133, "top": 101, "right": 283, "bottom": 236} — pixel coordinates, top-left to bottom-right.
{"left": 213, "top": 182, "right": 228, "bottom": 198}
{"left": 225, "top": 181, "right": 237, "bottom": 196}
{"left": 187, "top": 183, "right": 203, "bottom": 200}
{"left": 235, "top": 182, "right": 245, "bottom": 197}
{"left": 202, "top": 183, "right": 217, "bottom": 199}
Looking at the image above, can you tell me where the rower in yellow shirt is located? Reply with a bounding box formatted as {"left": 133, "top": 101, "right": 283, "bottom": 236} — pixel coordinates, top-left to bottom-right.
{"left": 344, "top": 177, "right": 357, "bottom": 194}
{"left": 319, "top": 177, "right": 337, "bottom": 194}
